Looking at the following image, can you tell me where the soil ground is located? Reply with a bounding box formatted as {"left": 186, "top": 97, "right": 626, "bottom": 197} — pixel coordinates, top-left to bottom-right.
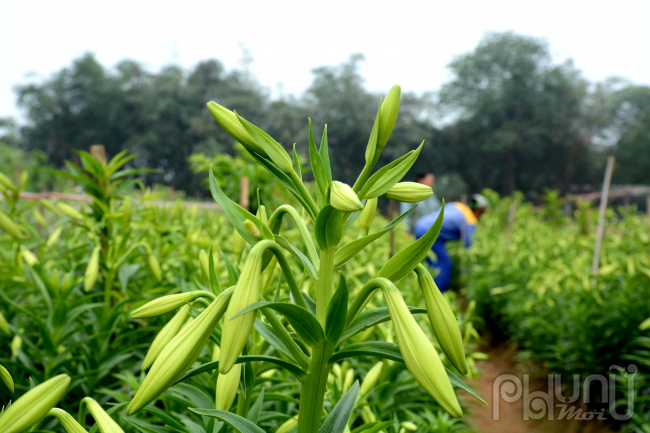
{"left": 465, "top": 343, "right": 616, "bottom": 433}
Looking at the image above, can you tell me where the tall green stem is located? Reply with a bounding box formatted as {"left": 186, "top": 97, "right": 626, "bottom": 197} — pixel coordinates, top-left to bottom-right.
{"left": 289, "top": 171, "right": 319, "bottom": 219}
{"left": 352, "top": 163, "right": 374, "bottom": 193}
{"left": 315, "top": 248, "right": 335, "bottom": 326}
{"left": 296, "top": 342, "right": 333, "bottom": 433}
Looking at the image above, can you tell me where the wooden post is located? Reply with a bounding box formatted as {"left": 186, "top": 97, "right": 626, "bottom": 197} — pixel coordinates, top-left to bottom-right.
{"left": 239, "top": 176, "right": 250, "bottom": 211}
{"left": 90, "top": 144, "right": 106, "bottom": 163}
{"left": 592, "top": 156, "right": 615, "bottom": 278}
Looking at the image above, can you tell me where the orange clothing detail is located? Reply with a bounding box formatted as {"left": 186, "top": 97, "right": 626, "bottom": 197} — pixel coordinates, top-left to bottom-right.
{"left": 453, "top": 202, "right": 477, "bottom": 225}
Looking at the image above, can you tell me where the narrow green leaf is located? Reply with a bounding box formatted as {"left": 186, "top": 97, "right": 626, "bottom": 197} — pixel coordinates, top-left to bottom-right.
{"left": 325, "top": 273, "right": 348, "bottom": 342}
{"left": 188, "top": 409, "right": 266, "bottom": 433}
{"left": 334, "top": 206, "right": 416, "bottom": 268}
{"left": 309, "top": 119, "right": 329, "bottom": 203}
{"left": 209, "top": 167, "right": 273, "bottom": 246}
{"left": 339, "top": 306, "right": 426, "bottom": 343}
{"left": 320, "top": 125, "right": 332, "bottom": 183}
{"left": 230, "top": 301, "right": 324, "bottom": 347}
{"left": 319, "top": 381, "right": 359, "bottom": 433}
{"left": 293, "top": 144, "right": 302, "bottom": 179}
{"left": 351, "top": 422, "right": 394, "bottom": 433}
{"left": 378, "top": 201, "right": 445, "bottom": 282}
{"left": 209, "top": 247, "right": 222, "bottom": 295}
{"left": 360, "top": 142, "right": 424, "bottom": 200}
{"left": 220, "top": 248, "right": 240, "bottom": 286}
{"left": 315, "top": 205, "right": 343, "bottom": 250}
{"left": 254, "top": 318, "right": 298, "bottom": 364}
{"left": 236, "top": 113, "right": 293, "bottom": 173}
{"left": 446, "top": 367, "right": 487, "bottom": 404}
{"left": 247, "top": 387, "right": 265, "bottom": 423}
{"left": 274, "top": 235, "right": 317, "bottom": 280}
{"left": 329, "top": 341, "right": 403, "bottom": 363}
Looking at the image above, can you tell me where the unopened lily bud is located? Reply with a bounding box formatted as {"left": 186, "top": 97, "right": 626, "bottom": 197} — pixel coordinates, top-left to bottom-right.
{"left": 207, "top": 102, "right": 267, "bottom": 157}
{"left": 0, "top": 172, "right": 15, "bottom": 191}
{"left": 131, "top": 291, "right": 214, "bottom": 319}
{"left": 401, "top": 421, "right": 418, "bottom": 431}
{"left": 0, "top": 374, "right": 70, "bottom": 433}
{"left": 82, "top": 397, "right": 124, "bottom": 433}
{"left": 128, "top": 288, "right": 233, "bottom": 414}
{"left": 212, "top": 343, "right": 221, "bottom": 362}
{"left": 0, "top": 364, "right": 13, "bottom": 393}
{"left": 359, "top": 198, "right": 378, "bottom": 235}
{"left": 359, "top": 362, "right": 383, "bottom": 397}
{"left": 233, "top": 230, "right": 244, "bottom": 256}
{"left": 21, "top": 248, "right": 39, "bottom": 267}
{"left": 11, "top": 334, "right": 22, "bottom": 357}
{"left": 32, "top": 208, "right": 47, "bottom": 228}
{"left": 330, "top": 181, "right": 363, "bottom": 212}
{"left": 243, "top": 220, "right": 261, "bottom": 238}
{"left": 46, "top": 226, "right": 64, "bottom": 248}
{"left": 147, "top": 254, "right": 162, "bottom": 283}
{"left": 57, "top": 203, "right": 83, "bottom": 221}
{"left": 361, "top": 405, "right": 376, "bottom": 423}
{"left": 343, "top": 369, "right": 354, "bottom": 392}
{"left": 220, "top": 242, "right": 271, "bottom": 374}
{"left": 382, "top": 281, "right": 462, "bottom": 418}
{"left": 332, "top": 363, "right": 342, "bottom": 377}
{"left": 415, "top": 265, "right": 468, "bottom": 375}
{"left": 378, "top": 85, "right": 401, "bottom": 151}
{"left": 47, "top": 408, "right": 88, "bottom": 433}
{"left": 0, "top": 310, "right": 9, "bottom": 334}
{"left": 50, "top": 269, "right": 61, "bottom": 293}
{"left": 84, "top": 247, "right": 101, "bottom": 292}
{"left": 0, "top": 210, "right": 22, "bottom": 239}
{"left": 142, "top": 305, "right": 190, "bottom": 371}
{"left": 121, "top": 198, "right": 131, "bottom": 223}
{"left": 277, "top": 416, "right": 298, "bottom": 433}
{"left": 384, "top": 182, "right": 433, "bottom": 203}
{"left": 257, "top": 205, "right": 268, "bottom": 224}
{"left": 61, "top": 272, "right": 73, "bottom": 293}
{"left": 215, "top": 363, "right": 241, "bottom": 410}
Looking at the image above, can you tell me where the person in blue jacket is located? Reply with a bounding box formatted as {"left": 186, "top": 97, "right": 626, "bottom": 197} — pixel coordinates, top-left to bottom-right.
{"left": 413, "top": 194, "right": 488, "bottom": 291}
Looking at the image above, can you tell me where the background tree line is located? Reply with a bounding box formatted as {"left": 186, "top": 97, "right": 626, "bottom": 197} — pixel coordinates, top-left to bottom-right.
{"left": 2, "top": 31, "right": 649, "bottom": 199}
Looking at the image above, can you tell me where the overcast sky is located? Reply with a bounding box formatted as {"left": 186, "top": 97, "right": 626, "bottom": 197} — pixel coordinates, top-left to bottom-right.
{"left": 1, "top": 0, "right": 649, "bottom": 120}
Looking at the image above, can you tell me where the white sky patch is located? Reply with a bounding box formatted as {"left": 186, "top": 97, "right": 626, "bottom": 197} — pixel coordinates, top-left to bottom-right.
{"left": 1, "top": 0, "right": 649, "bottom": 120}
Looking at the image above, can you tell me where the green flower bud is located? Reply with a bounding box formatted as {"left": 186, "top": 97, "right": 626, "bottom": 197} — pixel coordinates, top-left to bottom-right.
{"left": 212, "top": 343, "right": 221, "bottom": 362}
{"left": 233, "top": 230, "right": 244, "bottom": 256}
{"left": 142, "top": 305, "right": 190, "bottom": 371}
{"left": 0, "top": 310, "right": 9, "bottom": 334}
{"left": 415, "top": 265, "right": 468, "bottom": 375}
{"left": 378, "top": 85, "right": 401, "bottom": 151}
{"left": 0, "top": 172, "right": 15, "bottom": 191}
{"left": 343, "top": 369, "right": 354, "bottom": 392}
{"left": 84, "top": 247, "right": 101, "bottom": 292}
{"left": 401, "top": 421, "right": 418, "bottom": 431}
{"left": 128, "top": 288, "right": 233, "bottom": 414}
{"left": 0, "top": 210, "right": 22, "bottom": 239}
{"left": 361, "top": 405, "right": 376, "bottom": 423}
{"left": 243, "top": 219, "right": 262, "bottom": 238}
{"left": 131, "top": 291, "right": 214, "bottom": 319}
{"left": 359, "top": 198, "right": 378, "bottom": 235}
{"left": 330, "top": 181, "right": 363, "bottom": 212}
{"left": 50, "top": 269, "right": 61, "bottom": 293}
{"left": 277, "top": 416, "right": 298, "bottom": 433}
{"left": 359, "top": 362, "right": 383, "bottom": 397}
{"left": 207, "top": 102, "right": 267, "bottom": 156}
{"left": 0, "top": 374, "right": 70, "bottom": 433}
{"left": 46, "top": 226, "right": 64, "bottom": 248}
{"left": 11, "top": 334, "right": 22, "bottom": 357}
{"left": 147, "top": 254, "right": 162, "bottom": 283}
{"left": 61, "top": 272, "right": 74, "bottom": 293}
{"left": 47, "top": 408, "right": 88, "bottom": 433}
{"left": 383, "top": 182, "right": 433, "bottom": 203}
{"left": 220, "top": 241, "right": 272, "bottom": 374}
{"left": 0, "top": 364, "right": 13, "bottom": 393}
{"left": 382, "top": 282, "right": 462, "bottom": 418}
{"left": 199, "top": 249, "right": 210, "bottom": 286}
{"left": 82, "top": 397, "right": 124, "bottom": 433}
{"left": 57, "top": 203, "right": 83, "bottom": 221}
{"left": 32, "top": 209, "right": 47, "bottom": 228}
{"left": 21, "top": 248, "right": 39, "bottom": 267}
{"left": 215, "top": 363, "right": 241, "bottom": 410}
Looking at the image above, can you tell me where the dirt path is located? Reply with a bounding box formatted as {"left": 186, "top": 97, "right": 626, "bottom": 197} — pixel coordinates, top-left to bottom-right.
{"left": 465, "top": 343, "right": 615, "bottom": 433}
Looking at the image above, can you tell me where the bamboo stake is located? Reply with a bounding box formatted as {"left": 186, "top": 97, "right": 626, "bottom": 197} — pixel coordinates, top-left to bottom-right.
{"left": 592, "top": 156, "right": 615, "bottom": 278}
{"left": 505, "top": 201, "right": 516, "bottom": 249}
{"left": 239, "top": 176, "right": 250, "bottom": 211}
